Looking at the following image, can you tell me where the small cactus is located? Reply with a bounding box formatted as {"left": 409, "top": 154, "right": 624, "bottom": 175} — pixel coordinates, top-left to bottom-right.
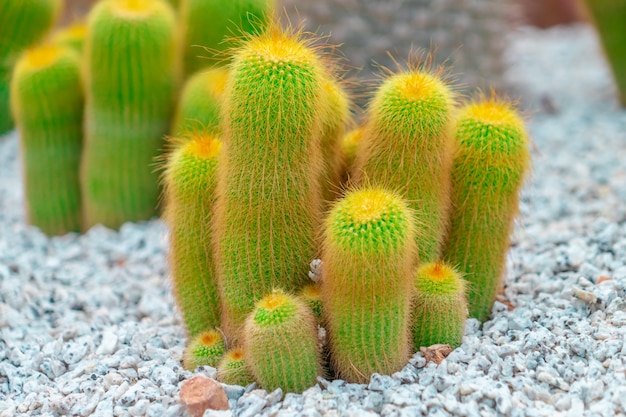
{"left": 412, "top": 262, "right": 468, "bottom": 349}
{"left": 353, "top": 67, "right": 456, "bottom": 263}
{"left": 11, "top": 44, "right": 83, "bottom": 235}
{"left": 182, "top": 329, "right": 225, "bottom": 370}
{"left": 243, "top": 289, "right": 322, "bottom": 393}
{"left": 442, "top": 95, "right": 530, "bottom": 322}
{"left": 162, "top": 133, "right": 222, "bottom": 337}
{"left": 217, "top": 348, "right": 255, "bottom": 387}
{"left": 299, "top": 283, "right": 323, "bottom": 321}
{"left": 321, "top": 187, "right": 417, "bottom": 383}
{"left": 51, "top": 21, "right": 87, "bottom": 54}
{"left": 339, "top": 126, "right": 364, "bottom": 183}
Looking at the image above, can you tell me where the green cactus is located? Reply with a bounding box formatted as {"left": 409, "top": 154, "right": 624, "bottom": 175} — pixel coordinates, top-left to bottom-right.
{"left": 339, "top": 126, "right": 364, "bottom": 183}
{"left": 183, "top": 329, "right": 226, "bottom": 370}
{"left": 11, "top": 45, "right": 83, "bottom": 235}
{"left": 321, "top": 187, "right": 417, "bottom": 383}
{"left": 584, "top": 0, "right": 626, "bottom": 106}
{"left": 300, "top": 283, "right": 323, "bottom": 321}
{"left": 217, "top": 348, "right": 255, "bottom": 387}
{"left": 442, "top": 96, "right": 530, "bottom": 322}
{"left": 352, "top": 68, "right": 456, "bottom": 263}
{"left": 0, "top": 0, "right": 63, "bottom": 135}
{"left": 180, "top": 0, "right": 274, "bottom": 76}
{"left": 162, "top": 133, "right": 222, "bottom": 337}
{"left": 243, "top": 289, "right": 321, "bottom": 393}
{"left": 51, "top": 21, "right": 87, "bottom": 54}
{"left": 81, "top": 0, "right": 178, "bottom": 229}
{"left": 171, "top": 67, "right": 228, "bottom": 136}
{"left": 214, "top": 26, "right": 326, "bottom": 341}
{"left": 412, "top": 262, "right": 468, "bottom": 349}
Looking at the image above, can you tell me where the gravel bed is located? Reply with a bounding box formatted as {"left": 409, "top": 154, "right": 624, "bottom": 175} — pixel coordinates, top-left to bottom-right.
{"left": 2, "top": 24, "right": 626, "bottom": 417}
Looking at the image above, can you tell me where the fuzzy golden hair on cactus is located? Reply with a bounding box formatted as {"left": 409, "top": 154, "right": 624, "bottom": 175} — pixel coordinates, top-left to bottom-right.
{"left": 339, "top": 126, "right": 364, "bottom": 184}
{"left": 412, "top": 261, "right": 468, "bottom": 349}
{"left": 217, "top": 348, "right": 255, "bottom": 387}
{"left": 162, "top": 132, "right": 222, "bottom": 337}
{"left": 299, "top": 283, "right": 323, "bottom": 322}
{"left": 11, "top": 44, "right": 84, "bottom": 236}
{"left": 442, "top": 94, "right": 530, "bottom": 322}
{"left": 243, "top": 289, "right": 322, "bottom": 393}
{"left": 183, "top": 329, "right": 226, "bottom": 370}
{"left": 213, "top": 23, "right": 329, "bottom": 342}
{"left": 352, "top": 61, "right": 456, "bottom": 264}
{"left": 321, "top": 186, "right": 417, "bottom": 383}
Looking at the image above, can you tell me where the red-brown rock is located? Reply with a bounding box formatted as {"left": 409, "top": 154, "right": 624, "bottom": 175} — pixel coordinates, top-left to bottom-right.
{"left": 180, "top": 375, "right": 229, "bottom": 417}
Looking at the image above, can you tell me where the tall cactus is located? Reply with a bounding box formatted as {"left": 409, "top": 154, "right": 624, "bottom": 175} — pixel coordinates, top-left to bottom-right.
{"left": 11, "top": 44, "right": 83, "bottom": 235}
{"left": 81, "top": 0, "right": 178, "bottom": 229}
{"left": 321, "top": 187, "right": 417, "bottom": 383}
{"left": 162, "top": 133, "right": 222, "bottom": 337}
{"left": 442, "top": 96, "right": 530, "bottom": 322}
{"left": 353, "top": 67, "right": 456, "bottom": 263}
{"left": 0, "top": 0, "right": 62, "bottom": 135}
{"left": 214, "top": 26, "right": 326, "bottom": 341}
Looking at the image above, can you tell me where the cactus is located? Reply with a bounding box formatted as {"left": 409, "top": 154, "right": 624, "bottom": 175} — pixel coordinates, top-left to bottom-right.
{"left": 171, "top": 67, "right": 229, "bottom": 136}
{"left": 217, "top": 348, "right": 255, "bottom": 387}
{"left": 412, "top": 262, "right": 467, "bottom": 349}
{"left": 52, "top": 21, "right": 87, "bottom": 54}
{"left": 339, "top": 126, "right": 364, "bottom": 183}
{"left": 214, "top": 26, "right": 326, "bottom": 341}
{"left": 321, "top": 187, "right": 417, "bottom": 383}
{"left": 11, "top": 45, "right": 83, "bottom": 235}
{"left": 300, "top": 283, "right": 323, "bottom": 321}
{"left": 183, "top": 329, "right": 226, "bottom": 370}
{"left": 243, "top": 289, "right": 321, "bottom": 393}
{"left": 442, "top": 96, "right": 530, "bottom": 322}
{"left": 353, "top": 67, "right": 456, "bottom": 263}
{"left": 0, "top": 0, "right": 63, "bottom": 135}
{"left": 162, "top": 133, "right": 222, "bottom": 337}
{"left": 180, "top": 0, "right": 274, "bottom": 76}
{"left": 584, "top": 0, "right": 626, "bottom": 106}
{"left": 81, "top": 0, "right": 178, "bottom": 229}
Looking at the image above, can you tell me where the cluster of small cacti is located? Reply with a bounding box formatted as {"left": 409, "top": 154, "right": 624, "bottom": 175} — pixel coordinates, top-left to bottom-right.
{"left": 166, "top": 22, "right": 530, "bottom": 394}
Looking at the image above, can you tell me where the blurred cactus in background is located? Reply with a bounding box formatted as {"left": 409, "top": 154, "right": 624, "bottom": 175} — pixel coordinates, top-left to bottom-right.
{"left": 51, "top": 21, "right": 87, "bottom": 54}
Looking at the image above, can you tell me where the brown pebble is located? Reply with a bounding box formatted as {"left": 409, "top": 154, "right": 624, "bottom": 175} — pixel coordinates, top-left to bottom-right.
{"left": 420, "top": 344, "right": 453, "bottom": 365}
{"left": 597, "top": 275, "right": 613, "bottom": 284}
{"left": 180, "top": 375, "right": 229, "bottom": 417}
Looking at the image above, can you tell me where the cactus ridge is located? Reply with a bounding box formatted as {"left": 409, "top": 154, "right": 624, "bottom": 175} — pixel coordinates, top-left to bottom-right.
{"left": 11, "top": 44, "right": 84, "bottom": 235}
{"left": 353, "top": 68, "right": 456, "bottom": 263}
{"left": 321, "top": 187, "right": 416, "bottom": 383}
{"left": 183, "top": 329, "right": 226, "bottom": 370}
{"left": 443, "top": 95, "right": 530, "bottom": 321}
{"left": 412, "top": 262, "right": 468, "bottom": 349}
{"left": 217, "top": 348, "right": 255, "bottom": 386}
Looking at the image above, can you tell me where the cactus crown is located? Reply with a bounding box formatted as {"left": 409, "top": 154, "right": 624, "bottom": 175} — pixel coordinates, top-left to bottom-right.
{"left": 183, "top": 134, "right": 222, "bottom": 160}
{"left": 415, "top": 262, "right": 466, "bottom": 296}
{"left": 253, "top": 290, "right": 298, "bottom": 327}
{"left": 222, "top": 348, "right": 246, "bottom": 369}
{"left": 112, "top": 0, "right": 166, "bottom": 16}
{"left": 22, "top": 45, "right": 63, "bottom": 70}
{"left": 53, "top": 22, "right": 87, "bottom": 44}
{"left": 183, "top": 329, "right": 225, "bottom": 369}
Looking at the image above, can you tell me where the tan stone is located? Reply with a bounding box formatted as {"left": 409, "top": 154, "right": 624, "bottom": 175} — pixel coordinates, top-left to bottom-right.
{"left": 180, "top": 375, "right": 229, "bottom": 417}
{"left": 420, "top": 344, "right": 453, "bottom": 365}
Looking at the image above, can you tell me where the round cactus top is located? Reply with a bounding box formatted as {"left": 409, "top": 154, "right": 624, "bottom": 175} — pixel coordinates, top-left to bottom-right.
{"left": 22, "top": 45, "right": 64, "bottom": 70}
{"left": 415, "top": 262, "right": 465, "bottom": 296}
{"left": 253, "top": 290, "right": 299, "bottom": 327}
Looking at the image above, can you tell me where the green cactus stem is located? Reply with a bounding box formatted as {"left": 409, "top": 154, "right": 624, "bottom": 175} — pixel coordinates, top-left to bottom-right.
{"left": 214, "top": 26, "right": 326, "bottom": 341}
{"left": 51, "top": 21, "right": 87, "bottom": 54}
{"left": 352, "top": 68, "right": 456, "bottom": 263}
{"left": 300, "top": 283, "right": 323, "bottom": 321}
{"left": 183, "top": 329, "right": 226, "bottom": 370}
{"left": 171, "top": 67, "right": 228, "bottom": 136}
{"left": 321, "top": 187, "right": 417, "bottom": 383}
{"left": 243, "top": 290, "right": 321, "bottom": 393}
{"left": 81, "top": 0, "right": 178, "bottom": 229}
{"left": 11, "top": 45, "right": 83, "bottom": 235}
{"left": 412, "top": 262, "right": 468, "bottom": 349}
{"left": 162, "top": 133, "right": 222, "bottom": 337}
{"left": 217, "top": 348, "right": 255, "bottom": 387}
{"left": 0, "top": 0, "right": 62, "bottom": 135}
{"left": 442, "top": 96, "right": 530, "bottom": 322}
{"left": 339, "top": 126, "right": 364, "bottom": 184}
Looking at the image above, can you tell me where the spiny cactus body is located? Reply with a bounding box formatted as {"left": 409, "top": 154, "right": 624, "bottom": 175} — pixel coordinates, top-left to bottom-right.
{"left": 300, "top": 283, "right": 323, "bottom": 321}
{"left": 0, "top": 0, "right": 62, "bottom": 135}
{"left": 321, "top": 187, "right": 416, "bottom": 383}
{"left": 214, "top": 27, "right": 326, "bottom": 341}
{"left": 413, "top": 262, "right": 467, "bottom": 349}
{"left": 442, "top": 96, "right": 530, "bottom": 322}
{"left": 172, "top": 67, "right": 228, "bottom": 136}
{"left": 217, "top": 348, "right": 255, "bottom": 387}
{"left": 11, "top": 45, "right": 83, "bottom": 235}
{"left": 82, "top": 0, "right": 177, "bottom": 229}
{"left": 52, "top": 22, "right": 87, "bottom": 53}
{"left": 183, "top": 329, "right": 226, "bottom": 370}
{"left": 163, "top": 133, "right": 222, "bottom": 337}
{"left": 243, "top": 290, "right": 321, "bottom": 393}
{"left": 339, "top": 126, "right": 364, "bottom": 183}
{"left": 353, "top": 68, "right": 456, "bottom": 263}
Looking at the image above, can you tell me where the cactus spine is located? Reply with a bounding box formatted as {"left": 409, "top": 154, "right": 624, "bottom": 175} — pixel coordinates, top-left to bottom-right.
{"left": 11, "top": 45, "right": 83, "bottom": 235}
{"left": 214, "top": 26, "right": 326, "bottom": 341}
{"left": 412, "top": 262, "right": 467, "bottom": 349}
{"left": 183, "top": 329, "right": 226, "bottom": 370}
{"left": 321, "top": 187, "right": 416, "bottom": 383}
{"left": 442, "top": 96, "right": 530, "bottom": 322}
{"left": 171, "top": 67, "right": 229, "bottom": 136}
{"left": 163, "top": 133, "right": 222, "bottom": 337}
{"left": 353, "top": 68, "right": 456, "bottom": 263}
{"left": 243, "top": 290, "right": 321, "bottom": 393}
{"left": 217, "top": 348, "right": 255, "bottom": 387}
{"left": 180, "top": 0, "right": 273, "bottom": 76}
{"left": 0, "top": 0, "right": 62, "bottom": 135}
{"left": 81, "top": 0, "right": 177, "bottom": 229}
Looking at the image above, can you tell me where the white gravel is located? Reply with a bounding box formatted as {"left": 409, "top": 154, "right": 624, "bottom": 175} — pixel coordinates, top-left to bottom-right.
{"left": 2, "top": 24, "right": 626, "bottom": 417}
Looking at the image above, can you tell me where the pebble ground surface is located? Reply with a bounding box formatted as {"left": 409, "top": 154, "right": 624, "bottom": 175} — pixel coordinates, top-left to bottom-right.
{"left": 1, "top": 24, "right": 626, "bottom": 417}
